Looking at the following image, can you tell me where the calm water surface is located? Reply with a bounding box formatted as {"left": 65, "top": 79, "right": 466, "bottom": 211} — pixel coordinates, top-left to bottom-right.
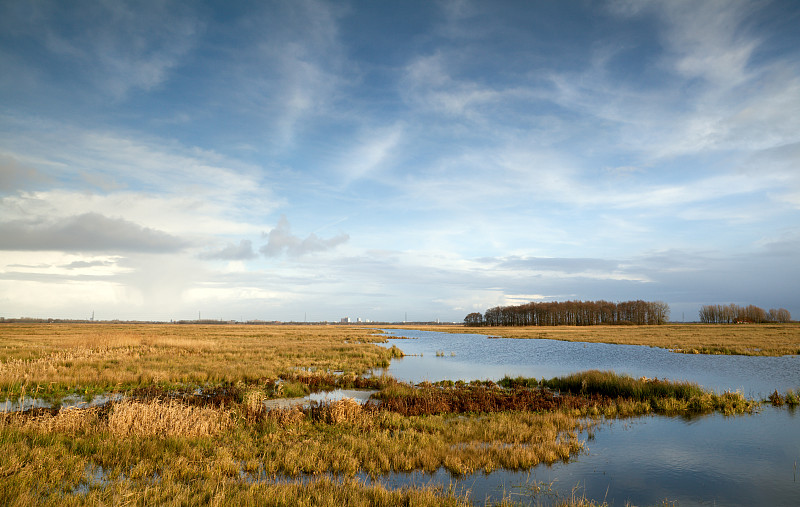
{"left": 372, "top": 328, "right": 800, "bottom": 506}
{"left": 376, "top": 328, "right": 800, "bottom": 396}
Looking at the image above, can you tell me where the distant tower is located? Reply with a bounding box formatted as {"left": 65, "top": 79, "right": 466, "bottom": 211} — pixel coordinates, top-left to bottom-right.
{"left": 91, "top": 310, "right": 94, "bottom": 322}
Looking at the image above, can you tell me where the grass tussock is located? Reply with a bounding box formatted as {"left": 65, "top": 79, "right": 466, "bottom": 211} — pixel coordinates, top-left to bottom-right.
{"left": 107, "top": 399, "right": 233, "bottom": 438}
{"left": 768, "top": 389, "right": 800, "bottom": 407}
{"left": 0, "top": 406, "right": 99, "bottom": 435}
{"left": 309, "top": 398, "right": 365, "bottom": 425}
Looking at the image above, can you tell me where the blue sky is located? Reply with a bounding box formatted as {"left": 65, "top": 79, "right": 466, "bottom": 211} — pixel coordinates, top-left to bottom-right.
{"left": 1, "top": 0, "right": 799, "bottom": 322}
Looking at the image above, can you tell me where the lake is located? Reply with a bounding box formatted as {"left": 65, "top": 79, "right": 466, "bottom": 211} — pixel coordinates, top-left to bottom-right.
{"left": 371, "top": 328, "right": 800, "bottom": 506}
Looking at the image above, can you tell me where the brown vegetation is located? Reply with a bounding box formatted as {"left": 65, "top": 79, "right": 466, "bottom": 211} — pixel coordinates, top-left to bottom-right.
{"left": 375, "top": 380, "right": 591, "bottom": 416}
{"left": 767, "top": 389, "right": 799, "bottom": 407}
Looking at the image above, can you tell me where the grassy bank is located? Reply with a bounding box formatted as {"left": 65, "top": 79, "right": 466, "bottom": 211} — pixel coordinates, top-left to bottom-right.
{"left": 407, "top": 323, "right": 800, "bottom": 356}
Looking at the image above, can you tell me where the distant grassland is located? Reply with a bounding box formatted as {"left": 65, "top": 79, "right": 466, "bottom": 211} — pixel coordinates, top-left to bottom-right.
{"left": 406, "top": 323, "right": 800, "bottom": 356}
{"left": 0, "top": 323, "right": 401, "bottom": 400}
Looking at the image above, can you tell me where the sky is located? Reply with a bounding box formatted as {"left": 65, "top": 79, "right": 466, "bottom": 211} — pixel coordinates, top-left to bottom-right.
{"left": 1, "top": 0, "right": 799, "bottom": 323}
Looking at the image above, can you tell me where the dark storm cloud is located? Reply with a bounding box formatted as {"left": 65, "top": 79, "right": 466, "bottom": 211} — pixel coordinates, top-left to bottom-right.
{"left": 0, "top": 212, "right": 187, "bottom": 253}
{"left": 260, "top": 215, "right": 349, "bottom": 258}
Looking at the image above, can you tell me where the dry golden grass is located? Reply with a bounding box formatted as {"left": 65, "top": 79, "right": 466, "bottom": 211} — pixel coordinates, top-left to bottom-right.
{"left": 42, "top": 475, "right": 473, "bottom": 507}
{"left": 0, "top": 401, "right": 588, "bottom": 476}
{"left": 0, "top": 400, "right": 233, "bottom": 439}
{"left": 0, "top": 394, "right": 589, "bottom": 504}
{"left": 0, "top": 406, "right": 99, "bottom": 436}
{"left": 410, "top": 323, "right": 800, "bottom": 356}
{"left": 108, "top": 399, "right": 233, "bottom": 438}
{"left": 256, "top": 405, "right": 589, "bottom": 477}
{"left": 312, "top": 397, "right": 364, "bottom": 425}
{"left": 0, "top": 323, "right": 397, "bottom": 399}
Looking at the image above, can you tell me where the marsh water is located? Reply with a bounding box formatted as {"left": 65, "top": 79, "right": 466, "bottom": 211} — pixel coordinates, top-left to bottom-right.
{"left": 372, "top": 328, "right": 800, "bottom": 506}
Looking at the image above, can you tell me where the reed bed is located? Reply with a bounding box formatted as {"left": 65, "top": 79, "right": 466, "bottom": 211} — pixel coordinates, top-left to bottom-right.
{"left": 501, "top": 370, "right": 757, "bottom": 416}
{"left": 540, "top": 370, "right": 706, "bottom": 402}
{"left": 410, "top": 323, "right": 800, "bottom": 356}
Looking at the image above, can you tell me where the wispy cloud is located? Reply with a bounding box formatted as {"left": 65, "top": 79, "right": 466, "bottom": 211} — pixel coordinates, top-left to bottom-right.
{"left": 0, "top": 0, "right": 201, "bottom": 99}
{"left": 337, "top": 124, "right": 404, "bottom": 185}
{"left": 212, "top": 0, "right": 352, "bottom": 153}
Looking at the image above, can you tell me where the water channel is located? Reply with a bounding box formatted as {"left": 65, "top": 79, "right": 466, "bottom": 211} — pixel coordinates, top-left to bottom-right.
{"left": 370, "top": 328, "right": 800, "bottom": 506}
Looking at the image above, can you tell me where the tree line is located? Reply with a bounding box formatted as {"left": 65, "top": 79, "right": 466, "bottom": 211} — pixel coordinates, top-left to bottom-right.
{"left": 698, "top": 304, "right": 791, "bottom": 324}
{"left": 465, "top": 300, "right": 670, "bottom": 327}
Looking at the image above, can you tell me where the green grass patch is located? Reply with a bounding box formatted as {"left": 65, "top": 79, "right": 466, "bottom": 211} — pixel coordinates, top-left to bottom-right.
{"left": 541, "top": 370, "right": 706, "bottom": 402}
{"left": 499, "top": 370, "right": 758, "bottom": 416}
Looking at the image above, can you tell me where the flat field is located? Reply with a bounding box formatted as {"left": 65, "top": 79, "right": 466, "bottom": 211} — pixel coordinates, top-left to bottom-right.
{"left": 409, "top": 323, "right": 800, "bottom": 356}
{"left": 0, "top": 323, "right": 400, "bottom": 400}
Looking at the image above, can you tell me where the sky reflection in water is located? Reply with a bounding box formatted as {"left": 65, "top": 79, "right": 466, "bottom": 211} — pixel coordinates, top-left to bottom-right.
{"left": 376, "top": 328, "right": 800, "bottom": 396}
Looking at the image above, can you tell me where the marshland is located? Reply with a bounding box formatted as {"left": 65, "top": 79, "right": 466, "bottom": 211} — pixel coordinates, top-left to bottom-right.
{"left": 1, "top": 323, "right": 798, "bottom": 505}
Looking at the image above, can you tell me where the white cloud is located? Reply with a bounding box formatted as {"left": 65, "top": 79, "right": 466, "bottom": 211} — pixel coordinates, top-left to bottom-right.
{"left": 0, "top": 117, "right": 281, "bottom": 242}
{"left": 656, "top": 0, "right": 759, "bottom": 87}
{"left": 401, "top": 52, "right": 522, "bottom": 120}
{"left": 337, "top": 125, "right": 404, "bottom": 184}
